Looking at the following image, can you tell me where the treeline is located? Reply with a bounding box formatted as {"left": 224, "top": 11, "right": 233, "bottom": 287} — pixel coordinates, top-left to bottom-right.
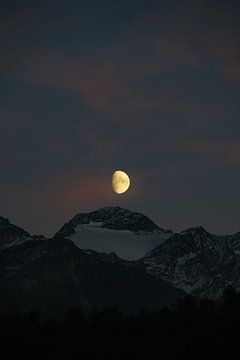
{"left": 1, "top": 287, "right": 240, "bottom": 359}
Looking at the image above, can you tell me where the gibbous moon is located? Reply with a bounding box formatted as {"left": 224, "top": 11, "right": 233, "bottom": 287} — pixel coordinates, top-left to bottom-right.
{"left": 112, "top": 170, "right": 130, "bottom": 194}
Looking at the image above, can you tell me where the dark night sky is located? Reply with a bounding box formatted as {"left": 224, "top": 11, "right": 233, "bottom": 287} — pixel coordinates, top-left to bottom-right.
{"left": 1, "top": 0, "right": 240, "bottom": 236}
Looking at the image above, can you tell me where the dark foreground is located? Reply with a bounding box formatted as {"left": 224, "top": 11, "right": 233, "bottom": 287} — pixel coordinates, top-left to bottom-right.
{"left": 1, "top": 288, "right": 240, "bottom": 360}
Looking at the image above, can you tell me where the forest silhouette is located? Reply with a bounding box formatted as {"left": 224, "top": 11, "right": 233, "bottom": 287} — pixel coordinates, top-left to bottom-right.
{"left": 0, "top": 286, "right": 239, "bottom": 359}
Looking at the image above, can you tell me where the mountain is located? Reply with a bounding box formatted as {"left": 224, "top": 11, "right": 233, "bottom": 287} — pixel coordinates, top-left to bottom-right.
{"left": 0, "top": 214, "right": 184, "bottom": 318}
{"left": 2, "top": 206, "right": 240, "bottom": 316}
{"left": 54, "top": 207, "right": 172, "bottom": 260}
{"left": 0, "top": 236, "right": 184, "bottom": 319}
{"left": 143, "top": 226, "right": 240, "bottom": 299}
{"left": 0, "top": 216, "right": 46, "bottom": 250}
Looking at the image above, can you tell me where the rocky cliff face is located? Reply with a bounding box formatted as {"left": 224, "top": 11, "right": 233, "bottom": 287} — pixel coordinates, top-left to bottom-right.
{"left": 143, "top": 227, "right": 240, "bottom": 298}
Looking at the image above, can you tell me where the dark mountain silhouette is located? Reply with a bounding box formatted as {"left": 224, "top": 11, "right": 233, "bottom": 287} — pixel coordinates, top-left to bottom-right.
{"left": 0, "top": 216, "right": 45, "bottom": 250}
{"left": 143, "top": 226, "right": 240, "bottom": 298}
{"left": 0, "top": 218, "right": 183, "bottom": 318}
{"left": 1, "top": 206, "right": 240, "bottom": 320}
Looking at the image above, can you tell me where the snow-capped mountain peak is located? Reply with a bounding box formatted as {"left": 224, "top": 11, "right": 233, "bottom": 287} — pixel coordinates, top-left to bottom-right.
{"left": 143, "top": 225, "right": 240, "bottom": 299}
{"left": 57, "top": 206, "right": 166, "bottom": 235}
{"left": 54, "top": 207, "right": 172, "bottom": 260}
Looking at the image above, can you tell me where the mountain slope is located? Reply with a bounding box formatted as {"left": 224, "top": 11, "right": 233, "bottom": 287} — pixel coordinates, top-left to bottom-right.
{"left": 143, "top": 226, "right": 240, "bottom": 298}
{"left": 3, "top": 208, "right": 240, "bottom": 307}
{"left": 54, "top": 207, "right": 172, "bottom": 260}
{"left": 0, "top": 237, "right": 184, "bottom": 318}
{"left": 0, "top": 216, "right": 45, "bottom": 250}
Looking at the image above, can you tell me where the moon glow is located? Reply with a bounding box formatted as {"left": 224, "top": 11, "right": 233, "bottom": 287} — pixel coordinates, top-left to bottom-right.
{"left": 112, "top": 170, "right": 130, "bottom": 194}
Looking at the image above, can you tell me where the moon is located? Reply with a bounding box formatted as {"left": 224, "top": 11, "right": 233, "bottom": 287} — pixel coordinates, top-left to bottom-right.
{"left": 112, "top": 170, "right": 130, "bottom": 194}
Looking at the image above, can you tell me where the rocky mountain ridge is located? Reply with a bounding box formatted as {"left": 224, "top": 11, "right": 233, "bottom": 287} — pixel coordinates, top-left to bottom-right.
{"left": 0, "top": 216, "right": 46, "bottom": 250}
{"left": 55, "top": 206, "right": 170, "bottom": 236}
{"left": 1, "top": 206, "right": 240, "bottom": 313}
{"left": 0, "top": 210, "right": 183, "bottom": 318}
{"left": 54, "top": 207, "right": 172, "bottom": 260}
{"left": 143, "top": 226, "right": 240, "bottom": 298}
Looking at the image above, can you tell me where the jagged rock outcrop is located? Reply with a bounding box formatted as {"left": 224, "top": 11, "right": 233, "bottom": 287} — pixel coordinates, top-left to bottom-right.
{"left": 143, "top": 226, "right": 240, "bottom": 298}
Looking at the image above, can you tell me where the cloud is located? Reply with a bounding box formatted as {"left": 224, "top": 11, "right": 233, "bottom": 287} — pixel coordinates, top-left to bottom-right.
{"left": 9, "top": 0, "right": 238, "bottom": 132}
{"left": 0, "top": 173, "right": 113, "bottom": 235}
{"left": 1, "top": 0, "right": 240, "bottom": 235}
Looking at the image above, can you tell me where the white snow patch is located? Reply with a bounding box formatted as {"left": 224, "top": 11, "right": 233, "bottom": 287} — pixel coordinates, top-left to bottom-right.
{"left": 68, "top": 222, "right": 172, "bottom": 260}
